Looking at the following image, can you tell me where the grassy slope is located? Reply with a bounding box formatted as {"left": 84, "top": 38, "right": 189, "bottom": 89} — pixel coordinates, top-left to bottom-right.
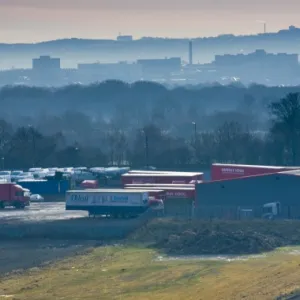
{"left": 1, "top": 246, "right": 300, "bottom": 300}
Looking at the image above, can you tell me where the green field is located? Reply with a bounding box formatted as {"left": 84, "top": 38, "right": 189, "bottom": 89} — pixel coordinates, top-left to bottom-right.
{"left": 1, "top": 246, "right": 300, "bottom": 300}
{"left": 2, "top": 219, "right": 300, "bottom": 299}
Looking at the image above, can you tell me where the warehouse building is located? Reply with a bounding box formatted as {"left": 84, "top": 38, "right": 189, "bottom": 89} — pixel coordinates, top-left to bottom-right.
{"left": 195, "top": 169, "right": 300, "bottom": 219}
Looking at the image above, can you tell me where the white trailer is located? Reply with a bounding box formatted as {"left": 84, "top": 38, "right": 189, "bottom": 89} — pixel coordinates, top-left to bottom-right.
{"left": 66, "top": 189, "right": 150, "bottom": 218}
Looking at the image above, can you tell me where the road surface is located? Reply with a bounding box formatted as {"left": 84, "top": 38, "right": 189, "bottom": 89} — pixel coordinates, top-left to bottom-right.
{"left": 0, "top": 202, "right": 88, "bottom": 223}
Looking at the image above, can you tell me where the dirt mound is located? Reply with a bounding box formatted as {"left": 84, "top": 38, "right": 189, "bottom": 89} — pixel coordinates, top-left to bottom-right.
{"left": 130, "top": 219, "right": 300, "bottom": 255}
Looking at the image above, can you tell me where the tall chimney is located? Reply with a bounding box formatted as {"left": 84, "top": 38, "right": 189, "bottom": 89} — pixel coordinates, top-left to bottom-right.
{"left": 189, "top": 40, "right": 193, "bottom": 65}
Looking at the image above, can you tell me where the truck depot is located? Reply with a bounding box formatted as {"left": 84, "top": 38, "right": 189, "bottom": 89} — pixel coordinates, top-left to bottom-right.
{"left": 1, "top": 163, "right": 300, "bottom": 220}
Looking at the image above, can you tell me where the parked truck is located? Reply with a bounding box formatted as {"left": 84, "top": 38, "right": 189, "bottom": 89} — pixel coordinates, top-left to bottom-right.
{"left": 0, "top": 183, "right": 31, "bottom": 209}
{"left": 66, "top": 189, "right": 161, "bottom": 218}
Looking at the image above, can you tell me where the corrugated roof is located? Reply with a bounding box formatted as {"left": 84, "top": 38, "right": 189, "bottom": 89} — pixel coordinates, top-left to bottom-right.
{"left": 122, "top": 172, "right": 202, "bottom": 177}
{"left": 125, "top": 187, "right": 194, "bottom": 191}
{"left": 67, "top": 189, "right": 154, "bottom": 193}
{"left": 278, "top": 169, "right": 300, "bottom": 176}
{"left": 129, "top": 170, "right": 202, "bottom": 175}
{"left": 212, "top": 163, "right": 286, "bottom": 169}
{"left": 124, "top": 183, "right": 197, "bottom": 187}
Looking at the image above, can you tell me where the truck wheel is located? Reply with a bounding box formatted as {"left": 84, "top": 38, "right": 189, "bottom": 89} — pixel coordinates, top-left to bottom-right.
{"left": 14, "top": 203, "right": 25, "bottom": 210}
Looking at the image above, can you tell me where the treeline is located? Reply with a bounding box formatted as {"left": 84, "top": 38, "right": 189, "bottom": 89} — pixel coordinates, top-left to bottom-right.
{"left": 2, "top": 81, "right": 300, "bottom": 135}
{"left": 1, "top": 92, "right": 300, "bottom": 169}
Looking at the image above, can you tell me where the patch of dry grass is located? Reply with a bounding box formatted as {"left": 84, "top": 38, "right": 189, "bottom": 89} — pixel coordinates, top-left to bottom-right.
{"left": 1, "top": 246, "right": 300, "bottom": 300}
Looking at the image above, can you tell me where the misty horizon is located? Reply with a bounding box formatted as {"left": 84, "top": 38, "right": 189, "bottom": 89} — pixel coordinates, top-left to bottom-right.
{"left": 0, "top": 25, "right": 298, "bottom": 45}
{"left": 0, "top": 0, "right": 300, "bottom": 42}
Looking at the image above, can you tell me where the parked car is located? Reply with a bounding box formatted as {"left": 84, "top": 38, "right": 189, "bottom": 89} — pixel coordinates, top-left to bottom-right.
{"left": 30, "top": 194, "right": 44, "bottom": 202}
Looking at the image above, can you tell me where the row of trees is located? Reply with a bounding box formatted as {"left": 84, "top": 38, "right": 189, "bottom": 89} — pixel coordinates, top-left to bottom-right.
{"left": 1, "top": 93, "right": 300, "bottom": 170}
{"left": 2, "top": 81, "right": 300, "bottom": 135}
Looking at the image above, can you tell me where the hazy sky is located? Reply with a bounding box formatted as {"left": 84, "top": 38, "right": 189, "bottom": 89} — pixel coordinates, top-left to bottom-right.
{"left": 0, "top": 0, "right": 299, "bottom": 42}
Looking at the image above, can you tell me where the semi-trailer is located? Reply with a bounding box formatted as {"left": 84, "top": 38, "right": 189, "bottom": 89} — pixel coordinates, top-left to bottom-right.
{"left": 124, "top": 183, "right": 197, "bottom": 188}
{"left": 121, "top": 172, "right": 203, "bottom": 185}
{"left": 0, "top": 183, "right": 30, "bottom": 209}
{"left": 65, "top": 189, "right": 161, "bottom": 218}
{"left": 124, "top": 186, "right": 195, "bottom": 199}
{"left": 211, "top": 163, "right": 297, "bottom": 181}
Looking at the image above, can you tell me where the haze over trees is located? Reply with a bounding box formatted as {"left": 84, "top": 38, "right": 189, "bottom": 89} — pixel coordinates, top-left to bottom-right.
{"left": 0, "top": 81, "right": 299, "bottom": 169}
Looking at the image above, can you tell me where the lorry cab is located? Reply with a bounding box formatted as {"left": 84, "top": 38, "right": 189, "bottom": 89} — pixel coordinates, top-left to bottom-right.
{"left": 12, "top": 185, "right": 31, "bottom": 208}
{"left": 0, "top": 183, "right": 30, "bottom": 209}
{"left": 262, "top": 202, "right": 281, "bottom": 219}
{"left": 149, "top": 197, "right": 164, "bottom": 216}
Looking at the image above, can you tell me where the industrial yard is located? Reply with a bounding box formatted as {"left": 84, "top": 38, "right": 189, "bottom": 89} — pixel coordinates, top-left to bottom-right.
{"left": 0, "top": 202, "right": 87, "bottom": 224}
{"left": 1, "top": 164, "right": 300, "bottom": 299}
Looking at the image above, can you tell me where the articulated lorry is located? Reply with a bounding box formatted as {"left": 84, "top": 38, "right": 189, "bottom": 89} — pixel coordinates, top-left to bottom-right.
{"left": 66, "top": 189, "right": 163, "bottom": 218}
{"left": 0, "top": 183, "right": 31, "bottom": 209}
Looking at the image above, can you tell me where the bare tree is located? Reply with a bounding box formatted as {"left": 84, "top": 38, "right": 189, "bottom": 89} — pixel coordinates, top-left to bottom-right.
{"left": 270, "top": 93, "right": 300, "bottom": 165}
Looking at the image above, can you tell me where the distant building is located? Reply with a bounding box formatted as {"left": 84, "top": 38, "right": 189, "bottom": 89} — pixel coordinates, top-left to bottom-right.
{"left": 214, "top": 50, "right": 298, "bottom": 68}
{"left": 117, "top": 35, "right": 133, "bottom": 42}
{"left": 137, "top": 57, "right": 181, "bottom": 78}
{"left": 189, "top": 40, "right": 193, "bottom": 65}
{"left": 32, "top": 55, "right": 60, "bottom": 71}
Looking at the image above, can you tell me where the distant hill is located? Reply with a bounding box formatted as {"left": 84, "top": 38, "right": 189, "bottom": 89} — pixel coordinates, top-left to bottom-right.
{"left": 1, "top": 25, "right": 300, "bottom": 69}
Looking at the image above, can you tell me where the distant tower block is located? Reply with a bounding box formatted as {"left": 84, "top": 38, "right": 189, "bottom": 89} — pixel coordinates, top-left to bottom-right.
{"left": 189, "top": 40, "right": 193, "bottom": 65}
{"left": 264, "top": 23, "right": 267, "bottom": 34}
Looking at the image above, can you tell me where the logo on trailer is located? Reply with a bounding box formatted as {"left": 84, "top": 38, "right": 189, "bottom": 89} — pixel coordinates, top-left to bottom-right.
{"left": 112, "top": 196, "right": 128, "bottom": 203}
{"left": 221, "top": 168, "right": 244, "bottom": 174}
{"left": 70, "top": 194, "right": 88, "bottom": 202}
{"left": 166, "top": 191, "right": 187, "bottom": 198}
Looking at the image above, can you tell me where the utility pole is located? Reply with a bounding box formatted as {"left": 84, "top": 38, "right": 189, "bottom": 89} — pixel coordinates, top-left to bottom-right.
{"left": 33, "top": 131, "right": 36, "bottom": 168}
{"left": 192, "top": 122, "right": 197, "bottom": 147}
{"left": 145, "top": 134, "right": 149, "bottom": 169}
{"left": 1, "top": 157, "right": 4, "bottom": 170}
{"left": 28, "top": 125, "right": 36, "bottom": 167}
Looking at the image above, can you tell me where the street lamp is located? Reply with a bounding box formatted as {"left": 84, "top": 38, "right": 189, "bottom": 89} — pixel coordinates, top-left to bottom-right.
{"left": 28, "top": 124, "right": 36, "bottom": 167}
{"left": 141, "top": 130, "right": 149, "bottom": 168}
{"left": 192, "top": 122, "right": 197, "bottom": 146}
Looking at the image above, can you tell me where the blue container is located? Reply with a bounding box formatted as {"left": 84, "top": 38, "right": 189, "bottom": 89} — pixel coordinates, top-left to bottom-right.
{"left": 18, "top": 180, "right": 70, "bottom": 195}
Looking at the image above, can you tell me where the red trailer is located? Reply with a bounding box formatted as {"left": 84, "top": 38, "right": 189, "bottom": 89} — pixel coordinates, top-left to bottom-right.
{"left": 0, "top": 183, "right": 30, "bottom": 209}
{"left": 121, "top": 172, "right": 203, "bottom": 185}
{"left": 124, "top": 183, "right": 197, "bottom": 188}
{"left": 128, "top": 170, "right": 198, "bottom": 175}
{"left": 211, "top": 163, "right": 296, "bottom": 181}
{"left": 125, "top": 186, "right": 195, "bottom": 199}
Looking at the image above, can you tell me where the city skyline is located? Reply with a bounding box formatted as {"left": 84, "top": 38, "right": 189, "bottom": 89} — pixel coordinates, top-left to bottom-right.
{"left": 0, "top": 0, "right": 299, "bottom": 42}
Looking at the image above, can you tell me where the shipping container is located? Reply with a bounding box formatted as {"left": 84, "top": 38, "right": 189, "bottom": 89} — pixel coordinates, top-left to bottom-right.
{"left": 210, "top": 163, "right": 296, "bottom": 181}
{"left": 122, "top": 172, "right": 203, "bottom": 185}
{"left": 65, "top": 189, "right": 150, "bottom": 216}
{"left": 18, "top": 179, "right": 70, "bottom": 195}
